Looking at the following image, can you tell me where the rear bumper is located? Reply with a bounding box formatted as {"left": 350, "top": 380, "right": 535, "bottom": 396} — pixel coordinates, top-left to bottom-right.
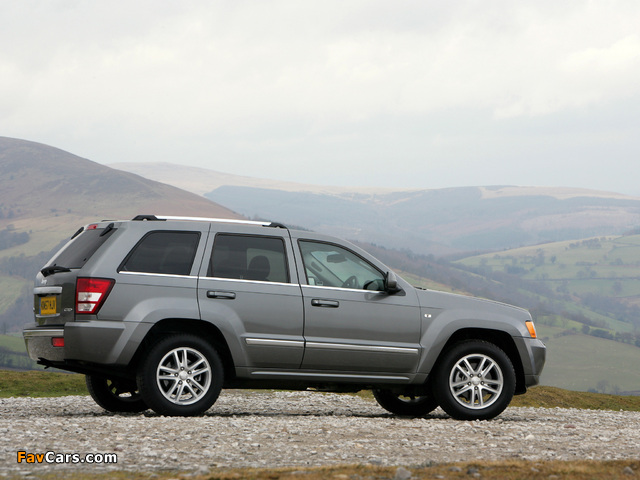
{"left": 23, "top": 320, "right": 152, "bottom": 366}
{"left": 23, "top": 325, "right": 65, "bottom": 362}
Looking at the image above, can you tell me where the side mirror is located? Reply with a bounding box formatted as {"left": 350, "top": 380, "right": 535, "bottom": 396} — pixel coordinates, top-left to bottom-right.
{"left": 385, "top": 271, "right": 400, "bottom": 294}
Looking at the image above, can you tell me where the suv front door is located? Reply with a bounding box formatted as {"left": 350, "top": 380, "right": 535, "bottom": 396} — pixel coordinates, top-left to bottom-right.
{"left": 293, "top": 236, "right": 422, "bottom": 375}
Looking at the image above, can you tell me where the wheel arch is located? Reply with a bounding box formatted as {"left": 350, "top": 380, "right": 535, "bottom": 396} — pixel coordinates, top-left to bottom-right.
{"left": 431, "top": 328, "right": 526, "bottom": 395}
{"left": 129, "top": 318, "right": 236, "bottom": 384}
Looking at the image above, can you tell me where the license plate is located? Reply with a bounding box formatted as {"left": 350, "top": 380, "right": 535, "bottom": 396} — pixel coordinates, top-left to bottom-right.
{"left": 40, "top": 296, "right": 57, "bottom": 316}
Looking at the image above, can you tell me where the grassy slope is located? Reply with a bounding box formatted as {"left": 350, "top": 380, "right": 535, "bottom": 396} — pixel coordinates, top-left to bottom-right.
{"left": 458, "top": 234, "right": 640, "bottom": 316}
{"left": 0, "top": 277, "right": 28, "bottom": 315}
{"left": 536, "top": 325, "right": 640, "bottom": 393}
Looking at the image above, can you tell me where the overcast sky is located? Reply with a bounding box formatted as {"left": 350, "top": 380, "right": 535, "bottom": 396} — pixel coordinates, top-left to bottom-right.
{"left": 2, "top": 1, "right": 640, "bottom": 194}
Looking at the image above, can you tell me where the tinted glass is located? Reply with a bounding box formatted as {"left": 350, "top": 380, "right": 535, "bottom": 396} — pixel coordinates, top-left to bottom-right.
{"left": 209, "top": 234, "right": 289, "bottom": 283}
{"left": 49, "top": 227, "right": 116, "bottom": 269}
{"left": 120, "top": 231, "right": 200, "bottom": 275}
{"left": 299, "top": 240, "right": 385, "bottom": 290}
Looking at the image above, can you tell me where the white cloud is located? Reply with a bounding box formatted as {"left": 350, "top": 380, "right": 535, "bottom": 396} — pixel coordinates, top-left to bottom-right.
{"left": 1, "top": 1, "right": 640, "bottom": 192}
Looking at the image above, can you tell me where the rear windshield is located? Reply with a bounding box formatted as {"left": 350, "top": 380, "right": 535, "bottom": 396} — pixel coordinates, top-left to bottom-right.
{"left": 49, "top": 226, "right": 117, "bottom": 269}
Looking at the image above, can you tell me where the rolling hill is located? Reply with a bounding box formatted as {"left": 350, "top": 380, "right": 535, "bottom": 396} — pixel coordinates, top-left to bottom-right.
{"left": 112, "top": 162, "right": 640, "bottom": 255}
{"left": 1, "top": 137, "right": 242, "bottom": 255}
{"left": 0, "top": 136, "right": 243, "bottom": 332}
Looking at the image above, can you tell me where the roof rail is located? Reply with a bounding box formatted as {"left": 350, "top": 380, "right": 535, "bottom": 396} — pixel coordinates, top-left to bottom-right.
{"left": 132, "top": 215, "right": 286, "bottom": 228}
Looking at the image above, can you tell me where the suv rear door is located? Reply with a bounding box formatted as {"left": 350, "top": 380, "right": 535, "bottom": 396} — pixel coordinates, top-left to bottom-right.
{"left": 197, "top": 225, "right": 304, "bottom": 370}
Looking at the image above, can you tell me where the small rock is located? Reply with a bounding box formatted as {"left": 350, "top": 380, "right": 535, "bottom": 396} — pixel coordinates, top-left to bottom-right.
{"left": 449, "top": 466, "right": 462, "bottom": 472}
{"left": 395, "top": 466, "right": 412, "bottom": 480}
{"left": 194, "top": 466, "right": 209, "bottom": 476}
{"left": 467, "top": 467, "right": 479, "bottom": 475}
{"left": 623, "top": 466, "right": 635, "bottom": 476}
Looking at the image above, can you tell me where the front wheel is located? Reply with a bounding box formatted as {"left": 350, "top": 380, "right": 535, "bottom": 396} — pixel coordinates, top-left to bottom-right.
{"left": 137, "top": 334, "right": 224, "bottom": 416}
{"left": 433, "top": 340, "right": 515, "bottom": 420}
{"left": 373, "top": 389, "right": 438, "bottom": 417}
{"left": 85, "top": 375, "right": 147, "bottom": 413}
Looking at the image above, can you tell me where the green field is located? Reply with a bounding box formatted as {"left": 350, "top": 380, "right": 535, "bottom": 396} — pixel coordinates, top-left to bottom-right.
{"left": 0, "top": 276, "right": 29, "bottom": 316}
{"left": 458, "top": 234, "right": 640, "bottom": 301}
{"left": 537, "top": 325, "right": 640, "bottom": 393}
{"left": 0, "top": 333, "right": 39, "bottom": 370}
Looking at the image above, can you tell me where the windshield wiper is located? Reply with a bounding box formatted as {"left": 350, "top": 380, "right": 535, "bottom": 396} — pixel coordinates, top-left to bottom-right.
{"left": 41, "top": 265, "right": 72, "bottom": 277}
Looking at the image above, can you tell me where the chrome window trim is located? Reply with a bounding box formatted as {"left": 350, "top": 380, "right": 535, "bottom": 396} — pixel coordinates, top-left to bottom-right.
{"left": 201, "top": 276, "right": 296, "bottom": 287}
{"left": 302, "top": 284, "right": 384, "bottom": 293}
{"left": 119, "top": 271, "right": 197, "bottom": 279}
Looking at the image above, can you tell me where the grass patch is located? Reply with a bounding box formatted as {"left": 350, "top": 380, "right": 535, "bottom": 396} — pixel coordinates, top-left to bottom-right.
{"left": 0, "top": 333, "right": 28, "bottom": 352}
{"left": 512, "top": 385, "right": 640, "bottom": 411}
{"left": 9, "top": 461, "right": 640, "bottom": 480}
{"left": 0, "top": 369, "right": 87, "bottom": 398}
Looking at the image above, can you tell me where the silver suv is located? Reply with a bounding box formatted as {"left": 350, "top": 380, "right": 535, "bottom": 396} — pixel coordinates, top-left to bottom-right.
{"left": 24, "top": 215, "right": 545, "bottom": 420}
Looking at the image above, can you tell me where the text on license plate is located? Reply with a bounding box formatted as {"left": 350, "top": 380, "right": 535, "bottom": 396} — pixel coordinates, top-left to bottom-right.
{"left": 40, "top": 296, "right": 57, "bottom": 315}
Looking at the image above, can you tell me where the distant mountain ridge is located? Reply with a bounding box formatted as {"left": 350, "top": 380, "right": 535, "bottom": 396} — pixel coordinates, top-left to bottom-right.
{"left": 112, "top": 162, "right": 640, "bottom": 255}
{"left": 0, "top": 137, "right": 242, "bottom": 254}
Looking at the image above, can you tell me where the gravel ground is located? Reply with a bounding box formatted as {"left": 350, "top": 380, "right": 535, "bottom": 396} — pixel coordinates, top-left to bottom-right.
{"left": 2, "top": 390, "right": 640, "bottom": 476}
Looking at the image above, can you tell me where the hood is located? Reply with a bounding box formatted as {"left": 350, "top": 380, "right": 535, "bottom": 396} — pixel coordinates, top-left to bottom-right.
{"left": 414, "top": 288, "right": 532, "bottom": 320}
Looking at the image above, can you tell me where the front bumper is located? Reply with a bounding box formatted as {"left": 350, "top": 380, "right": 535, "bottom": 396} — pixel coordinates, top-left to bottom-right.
{"left": 516, "top": 337, "right": 547, "bottom": 387}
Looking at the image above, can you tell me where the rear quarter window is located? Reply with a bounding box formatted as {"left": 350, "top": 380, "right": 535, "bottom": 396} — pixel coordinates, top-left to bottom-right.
{"left": 119, "top": 231, "right": 201, "bottom": 276}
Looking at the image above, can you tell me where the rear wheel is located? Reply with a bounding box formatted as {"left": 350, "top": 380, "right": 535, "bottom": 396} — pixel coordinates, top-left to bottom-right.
{"left": 137, "top": 334, "right": 224, "bottom": 416}
{"left": 373, "top": 389, "right": 438, "bottom": 417}
{"left": 85, "top": 375, "right": 147, "bottom": 413}
{"left": 433, "top": 340, "right": 515, "bottom": 420}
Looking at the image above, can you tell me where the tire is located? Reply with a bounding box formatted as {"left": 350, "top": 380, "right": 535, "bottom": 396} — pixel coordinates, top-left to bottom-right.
{"left": 85, "top": 375, "right": 147, "bottom": 413}
{"left": 373, "top": 388, "right": 438, "bottom": 417}
{"left": 433, "top": 340, "right": 515, "bottom": 421}
{"left": 136, "top": 334, "right": 224, "bottom": 416}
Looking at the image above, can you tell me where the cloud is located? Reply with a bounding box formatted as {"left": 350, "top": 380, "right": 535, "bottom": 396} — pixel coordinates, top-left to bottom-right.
{"left": 1, "top": 1, "right": 639, "bottom": 192}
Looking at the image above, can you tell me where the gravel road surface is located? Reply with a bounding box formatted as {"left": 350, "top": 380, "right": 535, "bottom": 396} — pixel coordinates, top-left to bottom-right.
{"left": 2, "top": 391, "right": 640, "bottom": 476}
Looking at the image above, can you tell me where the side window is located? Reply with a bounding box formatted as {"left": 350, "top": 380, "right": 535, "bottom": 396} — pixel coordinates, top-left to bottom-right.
{"left": 298, "top": 240, "right": 385, "bottom": 291}
{"left": 119, "top": 231, "right": 200, "bottom": 276}
{"left": 209, "top": 234, "right": 289, "bottom": 283}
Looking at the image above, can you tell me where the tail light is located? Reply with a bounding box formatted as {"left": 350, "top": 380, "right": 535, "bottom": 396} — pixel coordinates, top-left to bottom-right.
{"left": 76, "top": 277, "right": 115, "bottom": 314}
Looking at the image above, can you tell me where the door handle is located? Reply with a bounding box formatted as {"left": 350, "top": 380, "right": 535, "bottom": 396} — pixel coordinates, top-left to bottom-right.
{"left": 311, "top": 299, "right": 339, "bottom": 308}
{"left": 207, "top": 291, "right": 236, "bottom": 299}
